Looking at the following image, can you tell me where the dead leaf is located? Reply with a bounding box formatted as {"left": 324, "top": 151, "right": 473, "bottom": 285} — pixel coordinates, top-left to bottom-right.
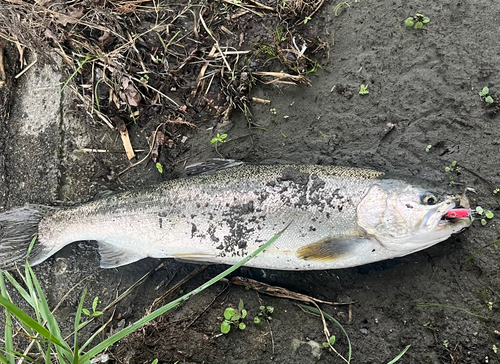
{"left": 44, "top": 29, "right": 59, "bottom": 43}
{"left": 98, "top": 31, "right": 114, "bottom": 48}
{"left": 55, "top": 7, "right": 85, "bottom": 26}
{"left": 119, "top": 77, "right": 141, "bottom": 107}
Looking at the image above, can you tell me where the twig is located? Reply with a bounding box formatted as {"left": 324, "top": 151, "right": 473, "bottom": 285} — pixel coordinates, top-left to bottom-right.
{"left": 184, "top": 282, "right": 229, "bottom": 330}
{"left": 79, "top": 148, "right": 147, "bottom": 153}
{"left": 117, "top": 122, "right": 165, "bottom": 176}
{"left": 0, "top": 39, "right": 6, "bottom": 88}
{"left": 246, "top": 0, "right": 275, "bottom": 11}
{"left": 231, "top": 276, "right": 352, "bottom": 306}
{"left": 251, "top": 97, "right": 271, "bottom": 104}
{"left": 199, "top": 10, "right": 232, "bottom": 72}
{"left": 149, "top": 265, "right": 208, "bottom": 311}
{"left": 220, "top": 0, "right": 264, "bottom": 17}
{"left": 112, "top": 116, "right": 136, "bottom": 160}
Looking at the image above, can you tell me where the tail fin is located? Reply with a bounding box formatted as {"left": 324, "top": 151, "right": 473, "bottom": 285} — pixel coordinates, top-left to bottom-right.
{"left": 0, "top": 205, "right": 54, "bottom": 270}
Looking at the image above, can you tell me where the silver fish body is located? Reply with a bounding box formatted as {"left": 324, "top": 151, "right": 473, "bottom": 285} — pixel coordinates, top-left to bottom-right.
{"left": 0, "top": 164, "right": 471, "bottom": 270}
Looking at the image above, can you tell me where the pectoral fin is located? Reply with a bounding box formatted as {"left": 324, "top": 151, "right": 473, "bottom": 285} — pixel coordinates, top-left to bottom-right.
{"left": 297, "top": 237, "right": 368, "bottom": 261}
{"left": 98, "top": 242, "right": 147, "bottom": 268}
{"left": 171, "top": 253, "right": 214, "bottom": 265}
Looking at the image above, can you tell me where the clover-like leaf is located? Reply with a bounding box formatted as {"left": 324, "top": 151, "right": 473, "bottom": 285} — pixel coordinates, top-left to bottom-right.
{"left": 221, "top": 321, "right": 231, "bottom": 334}
{"left": 414, "top": 21, "right": 423, "bottom": 29}
{"left": 224, "top": 307, "right": 235, "bottom": 320}
{"left": 239, "top": 322, "right": 246, "bottom": 330}
{"left": 404, "top": 17, "right": 414, "bottom": 27}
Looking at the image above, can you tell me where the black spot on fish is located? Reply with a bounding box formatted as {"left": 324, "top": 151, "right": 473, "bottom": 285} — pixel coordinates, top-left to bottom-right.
{"left": 279, "top": 168, "right": 310, "bottom": 186}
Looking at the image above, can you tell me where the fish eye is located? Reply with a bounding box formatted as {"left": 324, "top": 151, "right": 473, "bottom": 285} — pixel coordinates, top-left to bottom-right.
{"left": 421, "top": 193, "right": 439, "bottom": 205}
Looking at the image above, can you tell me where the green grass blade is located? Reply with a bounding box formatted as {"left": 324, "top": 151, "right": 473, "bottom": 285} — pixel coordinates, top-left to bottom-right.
{"left": 418, "top": 302, "right": 486, "bottom": 319}
{"left": 60, "top": 55, "right": 91, "bottom": 95}
{"left": 387, "top": 345, "right": 411, "bottom": 364}
{"left": 298, "top": 305, "right": 352, "bottom": 362}
{"left": 2, "top": 349, "right": 37, "bottom": 363}
{"left": 465, "top": 239, "right": 500, "bottom": 263}
{"left": 4, "top": 271, "right": 33, "bottom": 307}
{"left": 74, "top": 288, "right": 87, "bottom": 354}
{"left": 26, "top": 265, "right": 73, "bottom": 362}
{"left": 0, "top": 272, "right": 15, "bottom": 364}
{"left": 79, "top": 228, "right": 286, "bottom": 362}
{"left": 0, "top": 350, "right": 11, "bottom": 364}
{"left": 0, "top": 295, "right": 67, "bottom": 348}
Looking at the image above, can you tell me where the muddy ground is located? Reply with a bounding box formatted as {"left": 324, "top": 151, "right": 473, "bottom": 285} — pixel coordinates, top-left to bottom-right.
{"left": 1, "top": 0, "right": 500, "bottom": 363}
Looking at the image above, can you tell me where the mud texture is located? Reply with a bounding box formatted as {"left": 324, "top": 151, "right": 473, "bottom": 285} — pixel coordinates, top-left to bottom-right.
{"left": 1, "top": 0, "right": 500, "bottom": 363}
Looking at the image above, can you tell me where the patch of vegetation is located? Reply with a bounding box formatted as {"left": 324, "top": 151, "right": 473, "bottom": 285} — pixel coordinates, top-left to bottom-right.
{"left": 82, "top": 296, "right": 103, "bottom": 318}
{"left": 479, "top": 86, "right": 494, "bottom": 104}
{"left": 425, "top": 144, "right": 432, "bottom": 153}
{"left": 0, "top": 231, "right": 285, "bottom": 363}
{"left": 210, "top": 133, "right": 228, "bottom": 157}
{"left": 359, "top": 84, "right": 369, "bottom": 95}
{"left": 444, "top": 160, "right": 461, "bottom": 186}
{"left": 221, "top": 299, "right": 248, "bottom": 334}
{"left": 404, "top": 13, "right": 430, "bottom": 29}
{"left": 254, "top": 305, "right": 274, "bottom": 324}
{"left": 474, "top": 206, "right": 494, "bottom": 226}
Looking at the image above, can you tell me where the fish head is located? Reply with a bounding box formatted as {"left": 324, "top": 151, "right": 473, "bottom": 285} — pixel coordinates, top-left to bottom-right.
{"left": 357, "top": 180, "right": 472, "bottom": 254}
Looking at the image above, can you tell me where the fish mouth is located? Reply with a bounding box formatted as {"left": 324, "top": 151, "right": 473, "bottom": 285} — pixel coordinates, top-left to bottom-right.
{"left": 437, "top": 196, "right": 472, "bottom": 228}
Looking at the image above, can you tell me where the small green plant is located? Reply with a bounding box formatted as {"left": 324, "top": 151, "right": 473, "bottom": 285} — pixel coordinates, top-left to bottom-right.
{"left": 494, "top": 188, "right": 499, "bottom": 194}
{"left": 82, "top": 296, "right": 103, "bottom": 318}
{"left": 359, "top": 84, "right": 369, "bottom": 95}
{"left": 474, "top": 206, "right": 494, "bottom": 226}
{"left": 488, "top": 301, "right": 493, "bottom": 311}
{"left": 444, "top": 160, "right": 460, "bottom": 173}
{"left": 274, "top": 26, "right": 286, "bottom": 42}
{"left": 156, "top": 162, "right": 163, "bottom": 174}
{"left": 323, "top": 335, "right": 336, "bottom": 348}
{"left": 221, "top": 299, "right": 247, "bottom": 334}
{"left": 479, "top": 86, "right": 494, "bottom": 103}
{"left": 139, "top": 74, "right": 149, "bottom": 84}
{"left": 493, "top": 345, "right": 498, "bottom": 354}
{"left": 443, "top": 339, "right": 449, "bottom": 348}
{"left": 254, "top": 305, "right": 274, "bottom": 324}
{"left": 210, "top": 133, "right": 228, "bottom": 157}
{"left": 425, "top": 145, "right": 432, "bottom": 153}
{"left": 270, "top": 108, "right": 277, "bottom": 115}
{"left": 303, "top": 16, "right": 312, "bottom": 24}
{"left": 404, "top": 13, "right": 430, "bottom": 29}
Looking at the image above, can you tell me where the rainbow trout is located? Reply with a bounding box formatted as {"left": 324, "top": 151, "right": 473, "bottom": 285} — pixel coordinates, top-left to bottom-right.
{"left": 0, "top": 163, "right": 471, "bottom": 270}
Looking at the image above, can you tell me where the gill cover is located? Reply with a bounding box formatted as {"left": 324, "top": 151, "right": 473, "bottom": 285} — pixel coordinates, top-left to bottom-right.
{"left": 356, "top": 180, "right": 462, "bottom": 253}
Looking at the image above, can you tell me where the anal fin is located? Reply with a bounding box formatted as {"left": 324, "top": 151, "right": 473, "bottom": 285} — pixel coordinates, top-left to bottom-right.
{"left": 98, "top": 242, "right": 147, "bottom": 268}
{"left": 297, "top": 237, "right": 368, "bottom": 261}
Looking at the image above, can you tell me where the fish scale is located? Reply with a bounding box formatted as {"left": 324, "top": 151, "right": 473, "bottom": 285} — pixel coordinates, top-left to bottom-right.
{"left": 0, "top": 164, "right": 471, "bottom": 270}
